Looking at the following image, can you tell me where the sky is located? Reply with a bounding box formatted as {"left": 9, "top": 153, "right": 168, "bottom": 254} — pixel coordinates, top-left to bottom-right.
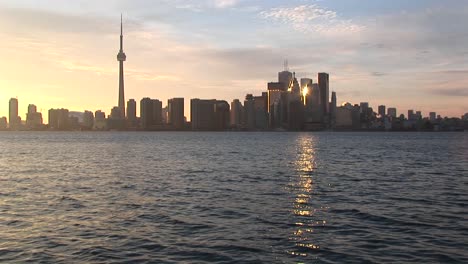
{"left": 0, "top": 0, "right": 467, "bottom": 121}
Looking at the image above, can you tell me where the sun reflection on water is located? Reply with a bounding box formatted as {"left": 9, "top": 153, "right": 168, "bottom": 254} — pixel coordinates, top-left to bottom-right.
{"left": 288, "top": 135, "right": 324, "bottom": 257}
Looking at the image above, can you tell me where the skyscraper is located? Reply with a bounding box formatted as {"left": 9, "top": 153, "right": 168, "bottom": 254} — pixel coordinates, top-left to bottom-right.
{"left": 117, "top": 15, "right": 127, "bottom": 119}
{"left": 318, "top": 73, "right": 329, "bottom": 115}
{"left": 127, "top": 99, "right": 137, "bottom": 123}
{"left": 388, "top": 108, "right": 397, "bottom": 118}
{"left": 9, "top": 98, "right": 19, "bottom": 129}
{"left": 168, "top": 98, "right": 185, "bottom": 130}
{"left": 378, "top": 105, "right": 386, "bottom": 117}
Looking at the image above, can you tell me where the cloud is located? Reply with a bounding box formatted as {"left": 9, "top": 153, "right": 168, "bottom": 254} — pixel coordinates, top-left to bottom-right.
{"left": 259, "top": 4, "right": 365, "bottom": 35}
{"left": 430, "top": 88, "right": 468, "bottom": 97}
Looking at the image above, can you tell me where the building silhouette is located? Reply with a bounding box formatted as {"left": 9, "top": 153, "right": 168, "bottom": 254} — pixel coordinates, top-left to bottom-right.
{"left": 9, "top": 98, "right": 20, "bottom": 129}
{"left": 117, "top": 15, "right": 127, "bottom": 119}
{"left": 26, "top": 104, "right": 43, "bottom": 129}
{"left": 48, "top": 109, "right": 69, "bottom": 130}
{"left": 388, "top": 108, "right": 397, "bottom": 118}
{"left": 191, "top": 99, "right": 217, "bottom": 131}
{"left": 127, "top": 99, "right": 137, "bottom": 126}
{"left": 318, "top": 73, "right": 330, "bottom": 116}
{"left": 378, "top": 105, "right": 386, "bottom": 117}
{"left": 168, "top": 98, "right": 184, "bottom": 130}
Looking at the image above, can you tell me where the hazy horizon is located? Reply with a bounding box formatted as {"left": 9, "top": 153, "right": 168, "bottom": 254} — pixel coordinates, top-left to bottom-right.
{"left": 1, "top": 0, "right": 467, "bottom": 120}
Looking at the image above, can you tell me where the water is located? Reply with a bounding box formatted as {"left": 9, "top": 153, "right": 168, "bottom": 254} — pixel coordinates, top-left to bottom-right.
{"left": 0, "top": 132, "right": 467, "bottom": 263}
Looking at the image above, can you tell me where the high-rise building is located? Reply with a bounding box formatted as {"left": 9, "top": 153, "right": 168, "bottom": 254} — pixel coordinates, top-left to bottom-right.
{"left": 408, "top": 110, "right": 415, "bottom": 121}
{"left": 330, "top": 91, "right": 337, "bottom": 127}
{"left": 429, "top": 112, "right": 436, "bottom": 122}
{"left": 94, "top": 110, "right": 107, "bottom": 130}
{"left": 388, "top": 108, "right": 397, "bottom": 118}
{"left": 378, "top": 105, "right": 386, "bottom": 117}
{"left": 83, "top": 111, "right": 94, "bottom": 130}
{"left": 127, "top": 99, "right": 137, "bottom": 122}
{"left": 117, "top": 15, "right": 127, "bottom": 119}
{"left": 318, "top": 73, "right": 330, "bottom": 115}
{"left": 168, "top": 98, "right": 185, "bottom": 130}
{"left": 140, "top": 98, "right": 162, "bottom": 130}
{"left": 48, "top": 108, "right": 69, "bottom": 130}
{"left": 152, "top": 99, "right": 162, "bottom": 125}
{"left": 0, "top": 117, "right": 7, "bottom": 130}
{"left": 9, "top": 98, "right": 20, "bottom": 129}
{"left": 278, "top": 71, "right": 293, "bottom": 90}
{"left": 230, "top": 99, "right": 243, "bottom": 129}
{"left": 191, "top": 99, "right": 216, "bottom": 131}
{"left": 214, "top": 101, "right": 230, "bottom": 130}
{"left": 26, "top": 104, "right": 43, "bottom": 129}
{"left": 243, "top": 94, "right": 256, "bottom": 130}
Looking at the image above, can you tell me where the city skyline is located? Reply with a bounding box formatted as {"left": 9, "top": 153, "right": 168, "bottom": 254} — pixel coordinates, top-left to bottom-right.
{"left": 1, "top": 0, "right": 468, "bottom": 120}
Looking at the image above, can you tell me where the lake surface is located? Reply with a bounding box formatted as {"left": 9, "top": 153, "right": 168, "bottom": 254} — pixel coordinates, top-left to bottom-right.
{"left": 0, "top": 132, "right": 467, "bottom": 263}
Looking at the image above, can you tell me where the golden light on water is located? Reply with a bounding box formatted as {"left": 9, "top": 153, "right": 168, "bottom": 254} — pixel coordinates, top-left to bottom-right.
{"left": 290, "top": 135, "right": 323, "bottom": 257}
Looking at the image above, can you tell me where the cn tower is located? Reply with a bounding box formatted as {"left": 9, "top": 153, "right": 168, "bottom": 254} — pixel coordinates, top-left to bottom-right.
{"left": 117, "top": 14, "right": 126, "bottom": 118}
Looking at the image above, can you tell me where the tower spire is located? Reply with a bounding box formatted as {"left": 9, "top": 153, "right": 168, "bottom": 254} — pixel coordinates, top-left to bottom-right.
{"left": 120, "top": 13, "right": 123, "bottom": 51}
{"left": 117, "top": 14, "right": 127, "bottom": 119}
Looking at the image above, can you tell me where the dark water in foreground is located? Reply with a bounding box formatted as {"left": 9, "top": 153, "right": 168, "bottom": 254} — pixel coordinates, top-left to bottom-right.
{"left": 0, "top": 132, "right": 467, "bottom": 263}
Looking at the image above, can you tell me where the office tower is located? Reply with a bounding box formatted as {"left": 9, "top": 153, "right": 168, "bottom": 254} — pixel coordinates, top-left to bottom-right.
{"left": 28, "top": 104, "right": 37, "bottom": 114}
{"left": 416, "top": 111, "right": 422, "bottom": 120}
{"left": 388, "top": 108, "right": 397, "bottom": 118}
{"left": 429, "top": 112, "right": 436, "bottom": 122}
{"left": 152, "top": 99, "right": 162, "bottom": 125}
{"left": 300, "top": 78, "right": 313, "bottom": 90}
{"left": 408, "top": 110, "right": 414, "bottom": 120}
{"left": 83, "top": 111, "right": 94, "bottom": 130}
{"left": 0, "top": 117, "right": 7, "bottom": 130}
{"left": 267, "top": 82, "right": 285, "bottom": 128}
{"left": 304, "top": 83, "right": 322, "bottom": 124}
{"left": 117, "top": 15, "right": 127, "bottom": 118}
{"left": 243, "top": 94, "right": 256, "bottom": 130}
{"left": 230, "top": 99, "right": 243, "bottom": 129}
{"left": 360, "top": 102, "right": 369, "bottom": 113}
{"left": 26, "top": 104, "right": 43, "bottom": 129}
{"left": 191, "top": 99, "right": 216, "bottom": 131}
{"left": 214, "top": 101, "right": 230, "bottom": 130}
{"left": 254, "top": 92, "right": 269, "bottom": 130}
{"left": 9, "top": 98, "right": 20, "bottom": 129}
{"left": 94, "top": 110, "right": 107, "bottom": 130}
{"left": 48, "top": 109, "right": 69, "bottom": 130}
{"left": 378, "top": 105, "right": 386, "bottom": 117}
{"left": 127, "top": 99, "right": 137, "bottom": 122}
{"left": 318, "top": 73, "right": 330, "bottom": 115}
{"left": 140, "top": 98, "right": 153, "bottom": 129}
{"left": 278, "top": 70, "right": 293, "bottom": 90}
{"left": 168, "top": 98, "right": 185, "bottom": 130}
{"left": 330, "top": 91, "right": 337, "bottom": 127}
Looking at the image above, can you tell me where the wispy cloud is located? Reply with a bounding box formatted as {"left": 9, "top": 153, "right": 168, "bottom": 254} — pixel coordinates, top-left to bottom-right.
{"left": 259, "top": 4, "right": 365, "bottom": 35}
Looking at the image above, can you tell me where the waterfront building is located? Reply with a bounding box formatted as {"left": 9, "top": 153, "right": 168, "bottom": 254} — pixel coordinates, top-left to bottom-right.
{"left": 230, "top": 99, "right": 243, "bottom": 129}
{"left": 0, "top": 117, "right": 7, "bottom": 130}
{"left": 127, "top": 99, "right": 137, "bottom": 124}
{"left": 378, "top": 105, "right": 386, "bottom": 117}
{"left": 48, "top": 108, "right": 70, "bottom": 130}
{"left": 388, "top": 108, "right": 397, "bottom": 118}
{"left": 430, "top": 112, "right": 436, "bottom": 123}
{"left": 140, "top": 98, "right": 162, "bottom": 130}
{"left": 94, "top": 110, "right": 107, "bottom": 130}
{"left": 9, "top": 98, "right": 20, "bottom": 130}
{"left": 191, "top": 99, "right": 216, "bottom": 131}
{"left": 82, "top": 111, "right": 94, "bottom": 130}
{"left": 243, "top": 94, "right": 256, "bottom": 130}
{"left": 330, "top": 91, "right": 337, "bottom": 127}
{"left": 168, "top": 98, "right": 185, "bottom": 130}
{"left": 26, "top": 104, "right": 43, "bottom": 129}
{"left": 318, "top": 73, "right": 330, "bottom": 115}
{"left": 214, "top": 101, "right": 230, "bottom": 130}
